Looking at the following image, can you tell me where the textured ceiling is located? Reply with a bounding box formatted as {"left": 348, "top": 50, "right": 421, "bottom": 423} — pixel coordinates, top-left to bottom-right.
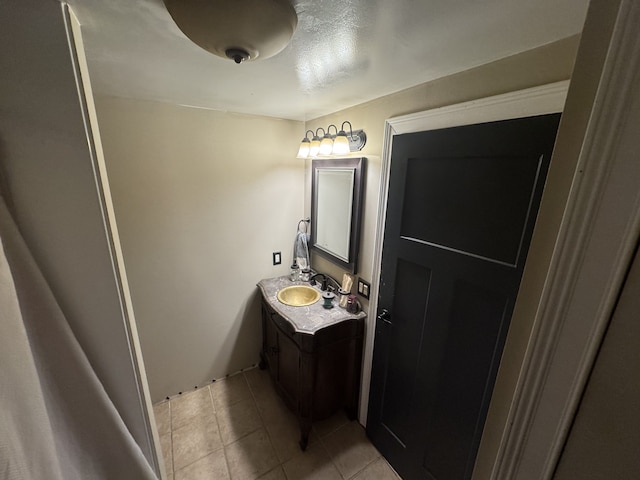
{"left": 67, "top": 0, "right": 590, "bottom": 121}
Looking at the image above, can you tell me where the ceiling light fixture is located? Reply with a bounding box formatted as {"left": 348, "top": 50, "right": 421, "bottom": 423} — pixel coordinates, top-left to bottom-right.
{"left": 163, "top": 0, "right": 298, "bottom": 64}
{"left": 296, "top": 121, "right": 366, "bottom": 159}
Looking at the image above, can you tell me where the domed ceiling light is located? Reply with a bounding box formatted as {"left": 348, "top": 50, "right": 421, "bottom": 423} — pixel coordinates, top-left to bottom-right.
{"left": 163, "top": 0, "right": 298, "bottom": 64}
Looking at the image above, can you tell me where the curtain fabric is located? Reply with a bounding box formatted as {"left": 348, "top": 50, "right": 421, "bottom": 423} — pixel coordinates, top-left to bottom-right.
{"left": 0, "top": 197, "right": 157, "bottom": 480}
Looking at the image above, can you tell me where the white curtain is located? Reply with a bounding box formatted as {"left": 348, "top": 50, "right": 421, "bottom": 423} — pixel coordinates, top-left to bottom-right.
{"left": 0, "top": 197, "right": 157, "bottom": 480}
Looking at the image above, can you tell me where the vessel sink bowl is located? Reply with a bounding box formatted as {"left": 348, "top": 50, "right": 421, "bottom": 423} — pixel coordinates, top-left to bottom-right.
{"left": 277, "top": 285, "right": 321, "bottom": 307}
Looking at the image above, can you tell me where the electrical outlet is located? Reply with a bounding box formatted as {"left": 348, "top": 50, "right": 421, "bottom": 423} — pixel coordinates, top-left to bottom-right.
{"left": 357, "top": 278, "right": 371, "bottom": 299}
{"left": 272, "top": 251, "right": 281, "bottom": 265}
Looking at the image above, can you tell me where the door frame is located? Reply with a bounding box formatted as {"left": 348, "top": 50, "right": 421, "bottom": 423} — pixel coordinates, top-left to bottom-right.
{"left": 362, "top": 1, "right": 640, "bottom": 478}
{"left": 494, "top": 1, "right": 640, "bottom": 478}
{"left": 361, "top": 80, "right": 570, "bottom": 427}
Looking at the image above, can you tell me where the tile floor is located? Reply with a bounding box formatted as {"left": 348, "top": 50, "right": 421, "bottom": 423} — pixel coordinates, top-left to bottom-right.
{"left": 153, "top": 367, "right": 400, "bottom": 480}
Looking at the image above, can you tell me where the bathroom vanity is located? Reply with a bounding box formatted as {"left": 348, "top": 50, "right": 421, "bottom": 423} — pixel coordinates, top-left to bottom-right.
{"left": 257, "top": 276, "right": 366, "bottom": 450}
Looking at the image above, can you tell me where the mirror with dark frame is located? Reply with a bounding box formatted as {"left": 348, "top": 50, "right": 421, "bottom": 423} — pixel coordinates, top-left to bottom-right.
{"left": 311, "top": 157, "right": 365, "bottom": 274}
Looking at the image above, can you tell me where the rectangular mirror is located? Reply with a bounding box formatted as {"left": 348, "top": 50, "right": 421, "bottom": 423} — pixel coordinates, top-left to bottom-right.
{"left": 311, "top": 157, "right": 365, "bottom": 273}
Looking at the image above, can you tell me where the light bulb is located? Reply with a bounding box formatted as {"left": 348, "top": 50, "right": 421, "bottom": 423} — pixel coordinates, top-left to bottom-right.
{"left": 309, "top": 138, "right": 321, "bottom": 157}
{"left": 319, "top": 135, "right": 334, "bottom": 155}
{"left": 297, "top": 141, "right": 310, "bottom": 158}
{"left": 332, "top": 132, "right": 350, "bottom": 155}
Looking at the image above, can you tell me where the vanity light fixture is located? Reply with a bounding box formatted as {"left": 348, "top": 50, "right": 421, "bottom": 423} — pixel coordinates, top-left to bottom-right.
{"left": 296, "top": 121, "right": 366, "bottom": 159}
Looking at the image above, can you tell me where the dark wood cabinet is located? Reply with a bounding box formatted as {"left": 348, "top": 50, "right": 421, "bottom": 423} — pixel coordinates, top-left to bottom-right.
{"left": 259, "top": 298, "right": 364, "bottom": 450}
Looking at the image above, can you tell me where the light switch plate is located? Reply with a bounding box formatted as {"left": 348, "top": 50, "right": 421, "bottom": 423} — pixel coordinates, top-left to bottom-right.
{"left": 357, "top": 278, "right": 370, "bottom": 299}
{"left": 272, "top": 251, "right": 281, "bottom": 265}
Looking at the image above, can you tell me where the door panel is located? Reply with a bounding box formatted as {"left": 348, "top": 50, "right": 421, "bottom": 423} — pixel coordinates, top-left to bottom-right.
{"left": 401, "top": 154, "right": 544, "bottom": 266}
{"left": 379, "top": 259, "right": 433, "bottom": 447}
{"left": 368, "top": 114, "right": 561, "bottom": 480}
{"left": 421, "top": 279, "right": 510, "bottom": 480}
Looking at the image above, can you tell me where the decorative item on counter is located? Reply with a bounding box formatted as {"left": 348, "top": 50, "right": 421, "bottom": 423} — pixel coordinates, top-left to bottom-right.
{"left": 338, "top": 288, "right": 350, "bottom": 308}
{"left": 290, "top": 262, "right": 299, "bottom": 281}
{"left": 339, "top": 273, "right": 354, "bottom": 308}
{"left": 300, "top": 268, "right": 311, "bottom": 282}
{"left": 322, "top": 291, "right": 335, "bottom": 309}
{"left": 346, "top": 294, "right": 360, "bottom": 314}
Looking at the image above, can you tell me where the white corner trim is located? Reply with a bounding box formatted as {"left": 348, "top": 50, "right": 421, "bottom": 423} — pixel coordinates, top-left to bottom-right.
{"left": 358, "top": 81, "right": 568, "bottom": 426}
{"left": 64, "top": 4, "right": 164, "bottom": 478}
{"left": 496, "top": 1, "right": 640, "bottom": 478}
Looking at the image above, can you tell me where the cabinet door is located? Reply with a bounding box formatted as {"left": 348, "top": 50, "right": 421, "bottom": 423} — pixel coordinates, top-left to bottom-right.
{"left": 276, "top": 323, "right": 300, "bottom": 409}
{"left": 262, "top": 304, "right": 278, "bottom": 375}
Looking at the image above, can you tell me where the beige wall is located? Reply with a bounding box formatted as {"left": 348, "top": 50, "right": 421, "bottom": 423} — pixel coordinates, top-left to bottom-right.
{"left": 95, "top": 96, "right": 304, "bottom": 401}
{"left": 305, "top": 35, "right": 580, "bottom": 478}
{"left": 554, "top": 248, "right": 640, "bottom": 478}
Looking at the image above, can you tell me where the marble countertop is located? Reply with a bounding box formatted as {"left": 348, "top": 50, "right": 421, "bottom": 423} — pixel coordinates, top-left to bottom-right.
{"left": 257, "top": 276, "right": 367, "bottom": 334}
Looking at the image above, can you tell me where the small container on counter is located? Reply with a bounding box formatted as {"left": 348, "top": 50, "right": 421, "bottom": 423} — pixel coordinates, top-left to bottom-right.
{"left": 338, "top": 288, "right": 350, "bottom": 308}
{"left": 347, "top": 294, "right": 360, "bottom": 314}
{"left": 322, "top": 291, "right": 336, "bottom": 309}
{"left": 289, "top": 263, "right": 299, "bottom": 281}
{"left": 300, "top": 268, "right": 311, "bottom": 282}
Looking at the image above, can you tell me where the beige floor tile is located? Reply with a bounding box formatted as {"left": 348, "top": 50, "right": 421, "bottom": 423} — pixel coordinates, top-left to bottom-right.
{"left": 174, "top": 449, "right": 229, "bottom": 480}
{"left": 254, "top": 386, "right": 292, "bottom": 422}
{"left": 171, "top": 387, "right": 215, "bottom": 430}
{"left": 244, "top": 367, "right": 273, "bottom": 397}
{"left": 161, "top": 369, "right": 394, "bottom": 479}
{"left": 160, "top": 432, "right": 173, "bottom": 474}
{"left": 350, "top": 457, "right": 401, "bottom": 480}
{"left": 217, "top": 398, "right": 263, "bottom": 445}
{"left": 313, "top": 410, "right": 349, "bottom": 438}
{"left": 263, "top": 407, "right": 317, "bottom": 464}
{"left": 172, "top": 417, "right": 223, "bottom": 471}
{"left": 153, "top": 401, "right": 171, "bottom": 436}
{"left": 282, "top": 442, "right": 342, "bottom": 480}
{"left": 257, "top": 466, "right": 287, "bottom": 480}
{"left": 263, "top": 412, "right": 301, "bottom": 463}
{"left": 225, "top": 428, "right": 279, "bottom": 480}
{"left": 323, "top": 422, "right": 380, "bottom": 479}
{"left": 211, "top": 373, "right": 253, "bottom": 411}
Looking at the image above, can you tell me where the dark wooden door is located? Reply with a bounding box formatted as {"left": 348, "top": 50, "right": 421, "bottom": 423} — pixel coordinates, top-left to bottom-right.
{"left": 367, "top": 114, "right": 561, "bottom": 480}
